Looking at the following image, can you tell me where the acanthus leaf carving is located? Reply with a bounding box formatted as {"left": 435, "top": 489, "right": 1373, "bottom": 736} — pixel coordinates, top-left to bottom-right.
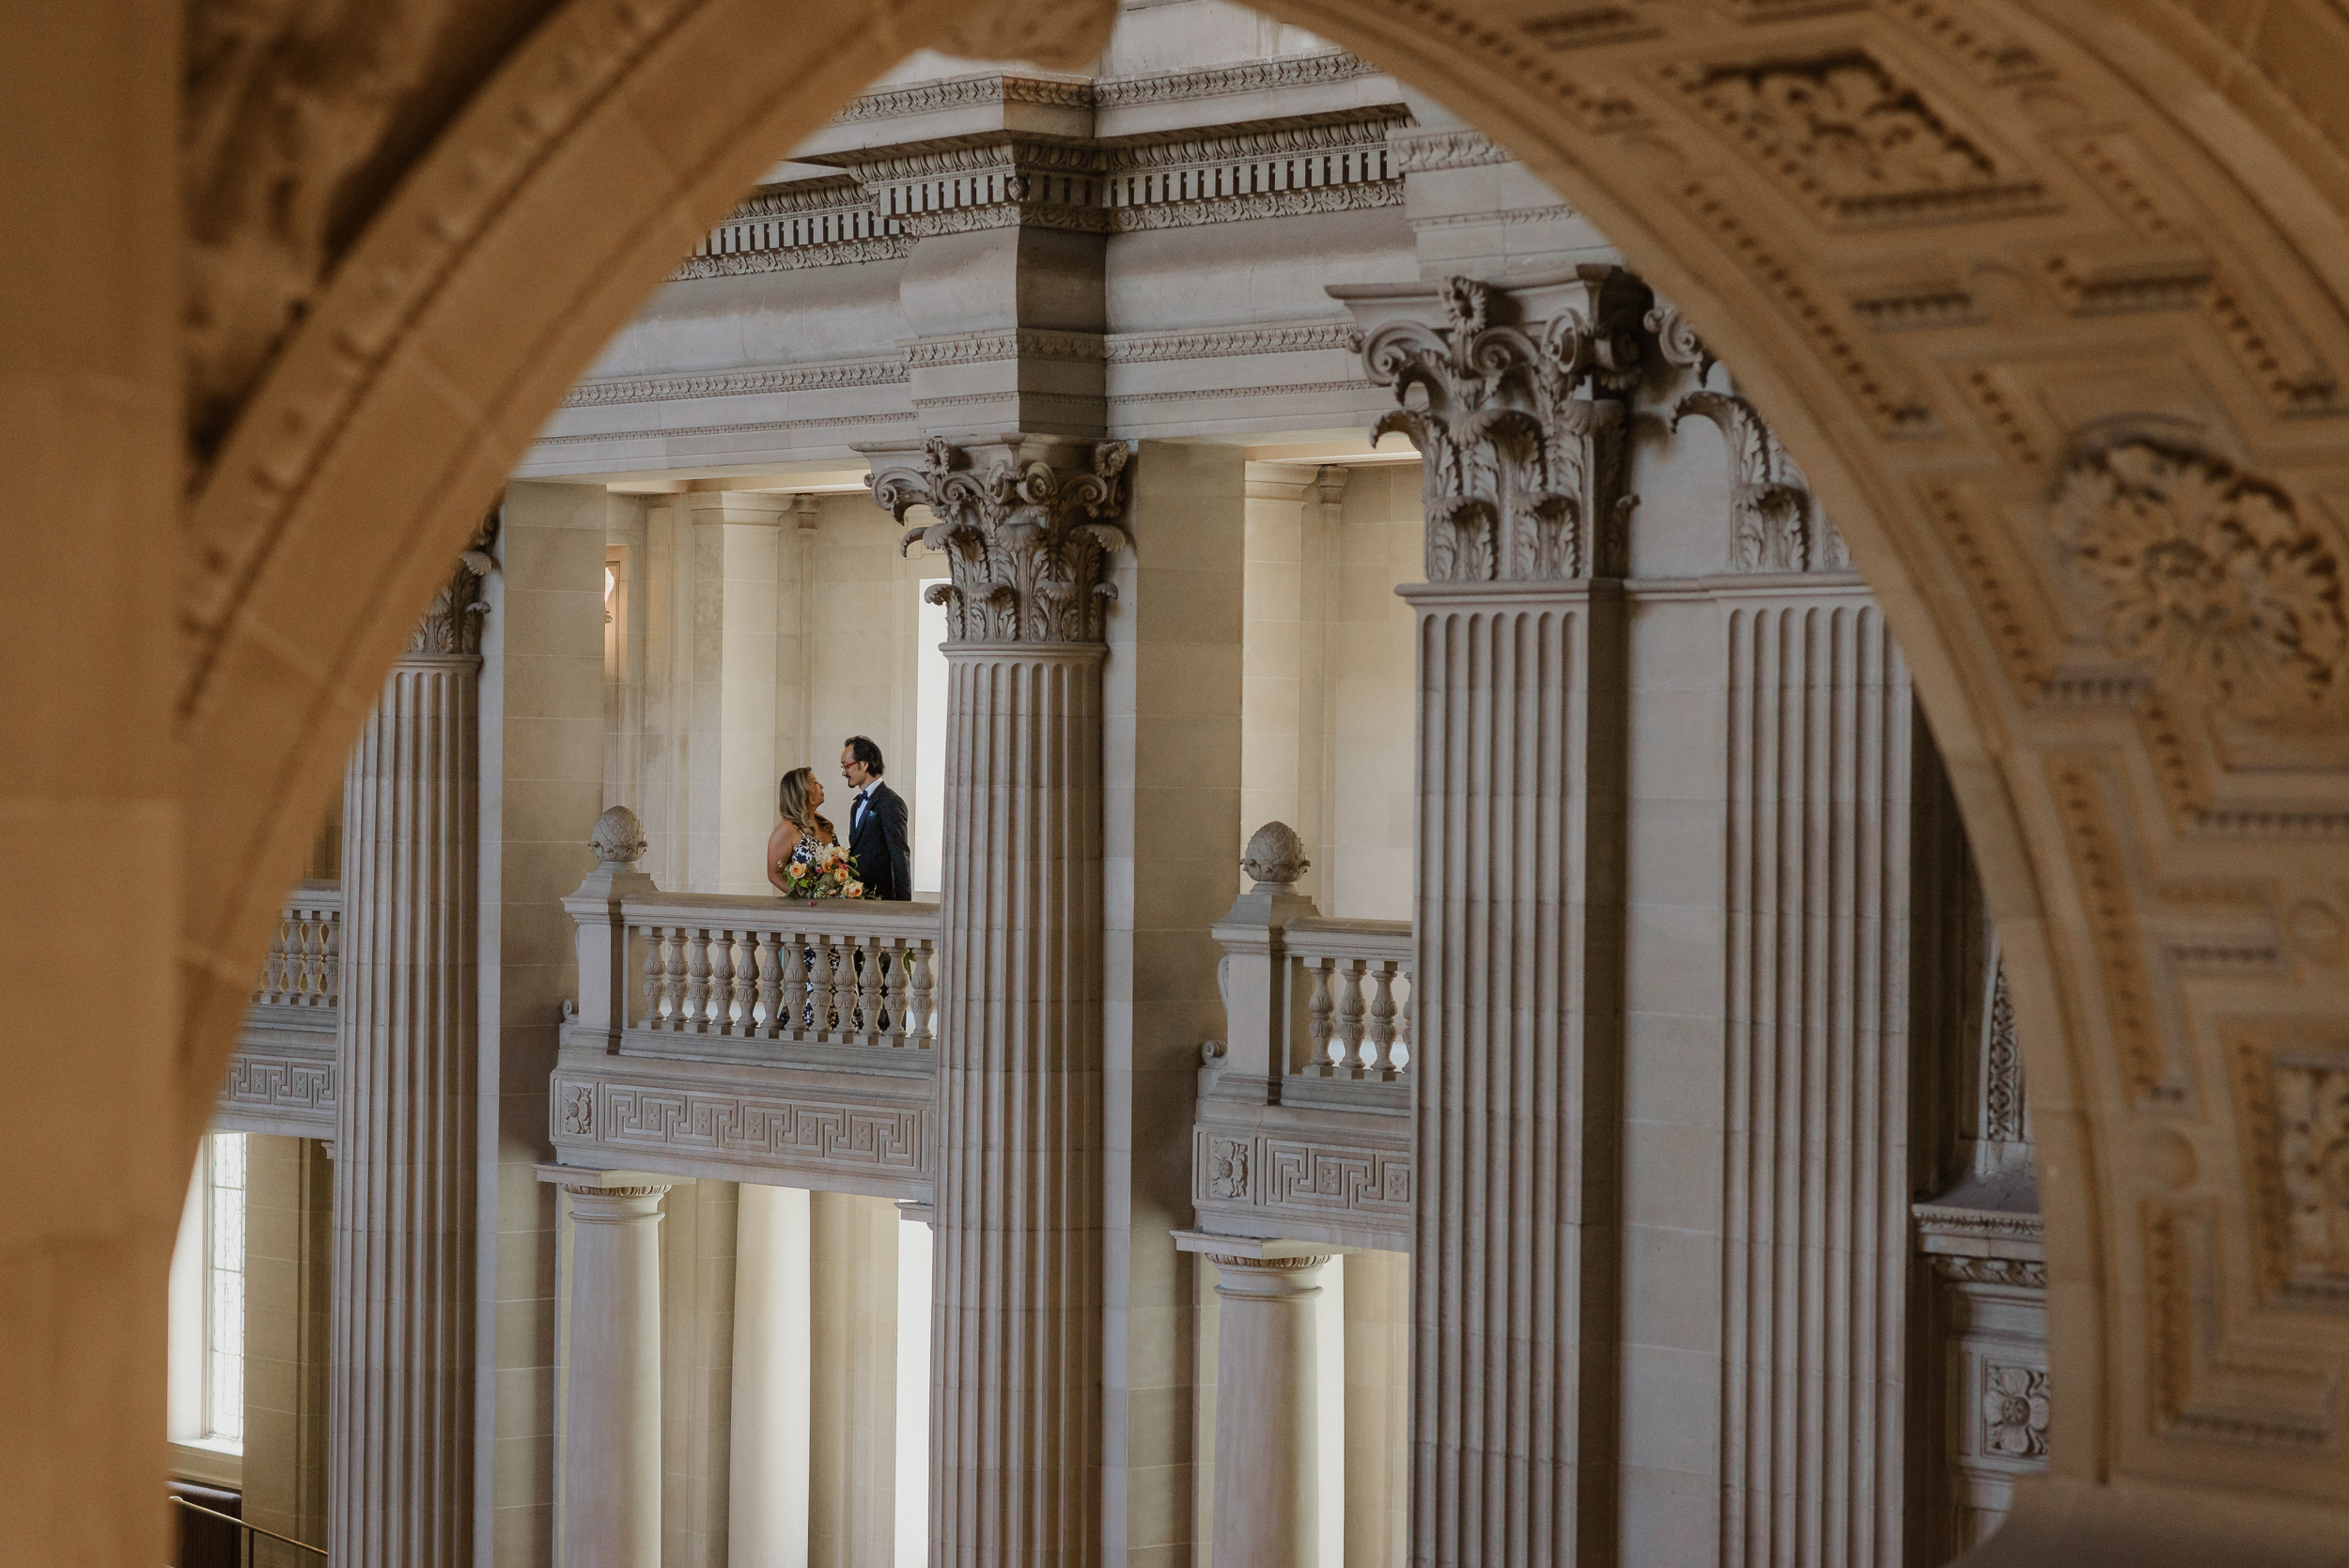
{"left": 406, "top": 510, "right": 497, "bottom": 657}
{"left": 1671, "top": 388, "right": 1847, "bottom": 573}
{"left": 875, "top": 437, "right": 1132, "bottom": 646}
{"left": 1674, "top": 50, "right": 2046, "bottom": 226}
{"left": 2056, "top": 441, "right": 2346, "bottom": 724}
{"left": 1357, "top": 270, "right": 1649, "bottom": 582}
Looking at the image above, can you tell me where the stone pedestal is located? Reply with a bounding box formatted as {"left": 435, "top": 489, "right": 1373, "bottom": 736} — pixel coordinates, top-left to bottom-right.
{"left": 549, "top": 1168, "right": 677, "bottom": 1568}
{"left": 1176, "top": 1233, "right": 1333, "bottom": 1568}
{"left": 328, "top": 551, "right": 489, "bottom": 1568}
{"left": 869, "top": 435, "right": 1126, "bottom": 1566}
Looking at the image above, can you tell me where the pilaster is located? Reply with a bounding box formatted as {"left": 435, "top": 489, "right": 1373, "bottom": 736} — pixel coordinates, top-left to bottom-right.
{"left": 330, "top": 540, "right": 490, "bottom": 1568}
{"left": 1334, "top": 269, "right": 1649, "bottom": 1565}
{"left": 1716, "top": 578, "right": 1912, "bottom": 1566}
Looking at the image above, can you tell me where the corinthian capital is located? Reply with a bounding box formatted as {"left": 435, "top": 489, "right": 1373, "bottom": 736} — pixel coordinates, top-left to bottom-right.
{"left": 406, "top": 512, "right": 498, "bottom": 657}
{"left": 871, "top": 436, "right": 1132, "bottom": 646}
{"left": 1331, "top": 268, "right": 1651, "bottom": 582}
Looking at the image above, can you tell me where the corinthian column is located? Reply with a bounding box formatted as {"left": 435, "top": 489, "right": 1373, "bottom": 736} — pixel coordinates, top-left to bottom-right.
{"left": 330, "top": 536, "right": 493, "bottom": 1567}
{"left": 870, "top": 435, "right": 1128, "bottom": 1567}
{"left": 1332, "top": 270, "right": 1649, "bottom": 1565}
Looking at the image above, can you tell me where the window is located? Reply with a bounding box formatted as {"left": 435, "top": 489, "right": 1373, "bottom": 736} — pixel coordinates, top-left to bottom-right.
{"left": 168, "top": 1131, "right": 248, "bottom": 1453}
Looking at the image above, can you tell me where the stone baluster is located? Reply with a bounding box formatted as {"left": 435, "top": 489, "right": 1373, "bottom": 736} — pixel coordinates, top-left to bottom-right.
{"left": 542, "top": 1167, "right": 679, "bottom": 1568}
{"left": 329, "top": 537, "right": 493, "bottom": 1568}
{"left": 907, "top": 947, "right": 935, "bottom": 1049}
{"left": 870, "top": 434, "right": 1129, "bottom": 1565}
{"left": 1334, "top": 268, "right": 1649, "bottom": 1563}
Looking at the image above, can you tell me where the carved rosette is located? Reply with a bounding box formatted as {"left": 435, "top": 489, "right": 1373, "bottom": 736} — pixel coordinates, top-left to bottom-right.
{"left": 406, "top": 514, "right": 498, "bottom": 658}
{"left": 874, "top": 437, "right": 1132, "bottom": 645}
{"left": 1359, "top": 271, "right": 1650, "bottom": 582}
{"left": 2057, "top": 440, "right": 2346, "bottom": 722}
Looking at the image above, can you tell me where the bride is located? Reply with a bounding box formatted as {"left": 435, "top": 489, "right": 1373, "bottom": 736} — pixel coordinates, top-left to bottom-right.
{"left": 765, "top": 766, "right": 837, "bottom": 895}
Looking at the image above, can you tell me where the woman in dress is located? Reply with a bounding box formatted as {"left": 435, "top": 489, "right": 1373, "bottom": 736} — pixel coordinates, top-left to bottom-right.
{"left": 765, "top": 766, "right": 836, "bottom": 894}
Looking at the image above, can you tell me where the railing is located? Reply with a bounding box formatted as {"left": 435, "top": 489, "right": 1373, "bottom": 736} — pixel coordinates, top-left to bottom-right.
{"left": 252, "top": 883, "right": 341, "bottom": 1010}
{"left": 1190, "top": 830, "right": 1416, "bottom": 1249}
{"left": 1285, "top": 918, "right": 1412, "bottom": 1081}
{"left": 169, "top": 1495, "right": 326, "bottom": 1564}
{"left": 624, "top": 897, "right": 938, "bottom": 1049}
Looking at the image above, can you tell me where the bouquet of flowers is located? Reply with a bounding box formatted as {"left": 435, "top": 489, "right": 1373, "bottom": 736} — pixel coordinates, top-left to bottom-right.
{"left": 783, "top": 842, "right": 865, "bottom": 902}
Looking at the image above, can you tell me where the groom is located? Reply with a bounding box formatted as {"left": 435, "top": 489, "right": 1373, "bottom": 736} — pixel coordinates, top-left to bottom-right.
{"left": 840, "top": 735, "right": 912, "bottom": 901}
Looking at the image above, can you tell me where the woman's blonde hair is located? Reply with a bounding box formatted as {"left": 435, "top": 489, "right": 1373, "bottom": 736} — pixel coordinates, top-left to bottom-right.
{"left": 776, "top": 767, "right": 833, "bottom": 843}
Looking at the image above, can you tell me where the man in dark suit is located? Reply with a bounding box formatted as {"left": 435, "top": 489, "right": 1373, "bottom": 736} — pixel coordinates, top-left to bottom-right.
{"left": 840, "top": 735, "right": 912, "bottom": 901}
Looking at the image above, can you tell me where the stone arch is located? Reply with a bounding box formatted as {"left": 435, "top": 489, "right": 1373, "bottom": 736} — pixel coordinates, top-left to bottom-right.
{"left": 180, "top": 0, "right": 2349, "bottom": 1545}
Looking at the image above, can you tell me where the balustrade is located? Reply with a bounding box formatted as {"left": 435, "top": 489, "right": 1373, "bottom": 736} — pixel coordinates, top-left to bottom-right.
{"left": 627, "top": 904, "right": 936, "bottom": 1048}
{"left": 1286, "top": 920, "right": 1411, "bottom": 1082}
{"left": 253, "top": 884, "right": 343, "bottom": 1011}
{"left": 565, "top": 869, "right": 939, "bottom": 1056}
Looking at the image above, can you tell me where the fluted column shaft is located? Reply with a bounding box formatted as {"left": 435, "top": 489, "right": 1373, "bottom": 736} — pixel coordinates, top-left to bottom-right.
{"left": 562, "top": 1180, "right": 673, "bottom": 1568}
{"left": 1719, "top": 591, "right": 1909, "bottom": 1567}
{"left": 1208, "top": 1252, "right": 1330, "bottom": 1568}
{"left": 931, "top": 643, "right": 1105, "bottom": 1568}
{"left": 1403, "top": 582, "right": 1626, "bottom": 1566}
{"left": 330, "top": 651, "right": 480, "bottom": 1568}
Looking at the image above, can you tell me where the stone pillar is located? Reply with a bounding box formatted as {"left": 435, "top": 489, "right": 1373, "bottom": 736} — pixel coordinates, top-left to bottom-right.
{"left": 870, "top": 435, "right": 1128, "bottom": 1566}
{"left": 242, "top": 1133, "right": 333, "bottom": 1561}
{"left": 809, "top": 1190, "right": 904, "bottom": 1568}
{"left": 330, "top": 542, "right": 490, "bottom": 1567}
{"left": 1175, "top": 1234, "right": 1333, "bottom": 1568}
{"left": 1333, "top": 269, "right": 1651, "bottom": 1565}
{"left": 552, "top": 1168, "right": 677, "bottom": 1568}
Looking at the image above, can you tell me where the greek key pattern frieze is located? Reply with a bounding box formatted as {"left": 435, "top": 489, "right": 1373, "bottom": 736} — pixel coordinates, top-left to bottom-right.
{"left": 555, "top": 1076, "right": 926, "bottom": 1176}
{"left": 1190, "top": 1125, "right": 1413, "bottom": 1233}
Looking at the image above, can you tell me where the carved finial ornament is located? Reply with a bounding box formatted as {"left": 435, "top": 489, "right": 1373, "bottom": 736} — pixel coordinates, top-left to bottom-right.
{"left": 588, "top": 805, "right": 648, "bottom": 867}
{"left": 1240, "top": 821, "right": 1310, "bottom": 888}
{"left": 407, "top": 510, "right": 498, "bottom": 657}
{"left": 2057, "top": 439, "right": 2346, "bottom": 722}
{"left": 877, "top": 437, "right": 1133, "bottom": 645}
{"left": 1359, "top": 269, "right": 1650, "bottom": 582}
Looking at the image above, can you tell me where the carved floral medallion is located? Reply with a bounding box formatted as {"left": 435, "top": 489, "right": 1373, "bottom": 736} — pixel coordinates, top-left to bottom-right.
{"left": 2056, "top": 441, "right": 2345, "bottom": 722}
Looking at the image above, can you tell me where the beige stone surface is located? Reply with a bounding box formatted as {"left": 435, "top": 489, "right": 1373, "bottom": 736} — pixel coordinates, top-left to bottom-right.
{"left": 809, "top": 1190, "right": 902, "bottom": 1568}
{"left": 240, "top": 1134, "right": 332, "bottom": 1563}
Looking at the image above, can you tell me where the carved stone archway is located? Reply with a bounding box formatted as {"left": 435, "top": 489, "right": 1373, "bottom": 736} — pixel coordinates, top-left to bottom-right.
{"left": 158, "top": 0, "right": 2349, "bottom": 1560}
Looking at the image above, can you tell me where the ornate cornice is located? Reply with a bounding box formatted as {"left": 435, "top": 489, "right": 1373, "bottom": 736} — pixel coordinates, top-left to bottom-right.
{"left": 673, "top": 235, "right": 910, "bottom": 277}
{"left": 873, "top": 437, "right": 1131, "bottom": 645}
{"left": 1094, "top": 49, "right": 1381, "bottom": 107}
{"left": 1391, "top": 128, "right": 1514, "bottom": 174}
{"left": 819, "top": 52, "right": 1385, "bottom": 128}
{"left": 1347, "top": 271, "right": 1652, "bottom": 582}
{"left": 560, "top": 356, "right": 907, "bottom": 407}
{"left": 904, "top": 330, "right": 1106, "bottom": 368}
{"left": 825, "top": 72, "right": 1095, "bottom": 125}
{"left": 1105, "top": 319, "right": 1359, "bottom": 364}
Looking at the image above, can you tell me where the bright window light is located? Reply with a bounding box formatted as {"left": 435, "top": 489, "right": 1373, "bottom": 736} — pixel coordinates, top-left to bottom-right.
{"left": 914, "top": 582, "right": 949, "bottom": 898}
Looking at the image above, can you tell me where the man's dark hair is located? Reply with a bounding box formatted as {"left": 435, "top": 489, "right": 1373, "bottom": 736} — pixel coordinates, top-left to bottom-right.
{"left": 846, "top": 735, "right": 885, "bottom": 777}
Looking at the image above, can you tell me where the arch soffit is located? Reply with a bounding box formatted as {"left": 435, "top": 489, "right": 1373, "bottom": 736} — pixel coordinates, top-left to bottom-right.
{"left": 180, "top": 0, "right": 2349, "bottom": 1513}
